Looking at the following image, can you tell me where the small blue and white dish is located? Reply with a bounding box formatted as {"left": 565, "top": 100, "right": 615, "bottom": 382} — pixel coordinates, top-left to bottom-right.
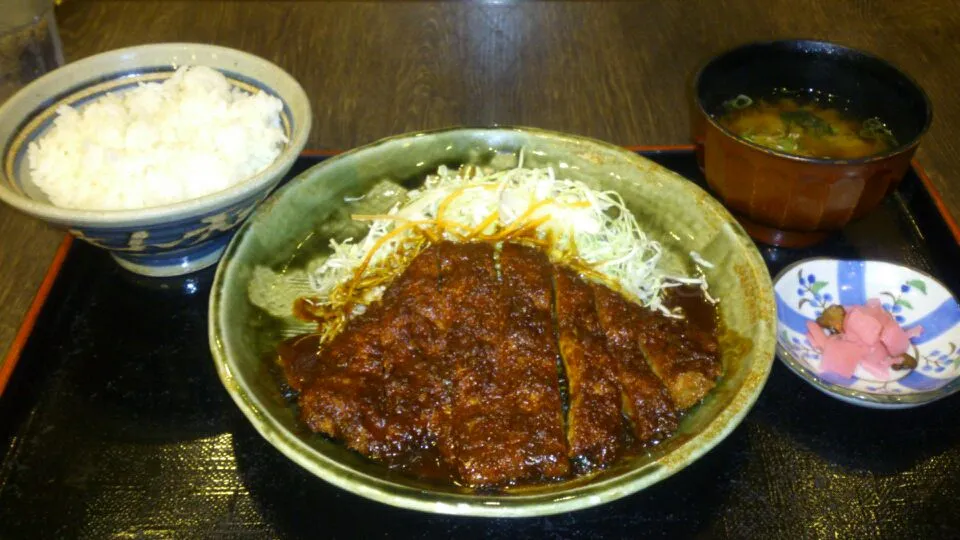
{"left": 0, "top": 43, "right": 311, "bottom": 277}
{"left": 773, "top": 258, "right": 960, "bottom": 409}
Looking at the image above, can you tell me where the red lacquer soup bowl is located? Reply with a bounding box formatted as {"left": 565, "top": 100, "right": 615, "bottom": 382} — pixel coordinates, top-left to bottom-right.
{"left": 692, "top": 39, "right": 932, "bottom": 247}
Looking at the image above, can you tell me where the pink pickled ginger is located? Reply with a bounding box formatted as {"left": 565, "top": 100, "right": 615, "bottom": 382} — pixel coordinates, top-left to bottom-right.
{"left": 805, "top": 299, "right": 923, "bottom": 379}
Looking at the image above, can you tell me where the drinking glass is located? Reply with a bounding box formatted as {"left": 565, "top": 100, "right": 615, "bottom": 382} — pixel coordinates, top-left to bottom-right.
{"left": 0, "top": 0, "right": 64, "bottom": 104}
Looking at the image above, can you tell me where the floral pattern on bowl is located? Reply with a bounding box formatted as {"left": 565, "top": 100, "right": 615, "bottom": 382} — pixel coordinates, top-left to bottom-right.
{"left": 773, "top": 258, "right": 960, "bottom": 409}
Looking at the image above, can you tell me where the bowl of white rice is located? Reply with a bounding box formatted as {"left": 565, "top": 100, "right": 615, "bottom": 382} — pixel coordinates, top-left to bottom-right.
{"left": 0, "top": 43, "right": 311, "bottom": 276}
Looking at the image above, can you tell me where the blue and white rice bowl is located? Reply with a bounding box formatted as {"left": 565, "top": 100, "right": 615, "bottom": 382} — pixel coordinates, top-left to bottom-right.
{"left": 0, "top": 43, "right": 311, "bottom": 277}
{"left": 773, "top": 258, "right": 960, "bottom": 408}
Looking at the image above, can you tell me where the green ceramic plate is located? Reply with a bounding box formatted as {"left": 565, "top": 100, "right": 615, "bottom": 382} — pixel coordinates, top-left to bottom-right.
{"left": 208, "top": 127, "right": 776, "bottom": 517}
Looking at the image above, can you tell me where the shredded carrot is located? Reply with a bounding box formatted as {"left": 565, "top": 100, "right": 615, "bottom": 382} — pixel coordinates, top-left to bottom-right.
{"left": 417, "top": 224, "right": 441, "bottom": 243}
{"left": 490, "top": 200, "right": 554, "bottom": 240}
{"left": 467, "top": 210, "right": 501, "bottom": 239}
{"left": 436, "top": 184, "right": 499, "bottom": 222}
{"left": 487, "top": 200, "right": 547, "bottom": 240}
{"left": 344, "top": 222, "right": 421, "bottom": 298}
{"left": 509, "top": 215, "right": 552, "bottom": 240}
{"left": 435, "top": 186, "right": 468, "bottom": 222}
{"left": 434, "top": 218, "right": 470, "bottom": 233}
{"left": 325, "top": 198, "right": 581, "bottom": 330}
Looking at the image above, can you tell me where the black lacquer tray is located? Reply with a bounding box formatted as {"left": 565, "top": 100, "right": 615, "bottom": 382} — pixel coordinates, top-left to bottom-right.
{"left": 2, "top": 147, "right": 959, "bottom": 539}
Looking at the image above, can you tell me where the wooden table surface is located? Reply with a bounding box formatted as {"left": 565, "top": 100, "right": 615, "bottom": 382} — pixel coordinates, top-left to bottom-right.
{"left": 2, "top": 0, "right": 959, "bottom": 365}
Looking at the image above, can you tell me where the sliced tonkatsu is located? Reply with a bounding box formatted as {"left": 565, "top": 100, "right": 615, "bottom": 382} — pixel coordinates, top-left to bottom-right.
{"left": 296, "top": 244, "right": 446, "bottom": 459}
{"left": 433, "top": 242, "right": 568, "bottom": 485}
{"left": 486, "top": 243, "right": 570, "bottom": 481}
{"left": 633, "top": 300, "right": 722, "bottom": 409}
{"left": 373, "top": 244, "right": 450, "bottom": 452}
{"left": 592, "top": 284, "right": 679, "bottom": 444}
{"left": 432, "top": 241, "right": 507, "bottom": 484}
{"left": 279, "top": 240, "right": 723, "bottom": 487}
{"left": 552, "top": 267, "right": 624, "bottom": 469}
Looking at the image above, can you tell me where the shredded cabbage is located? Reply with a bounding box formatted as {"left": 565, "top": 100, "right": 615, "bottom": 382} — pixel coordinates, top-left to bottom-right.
{"left": 304, "top": 160, "right": 713, "bottom": 341}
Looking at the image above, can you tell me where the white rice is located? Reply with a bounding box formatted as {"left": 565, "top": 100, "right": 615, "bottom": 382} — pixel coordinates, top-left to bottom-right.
{"left": 26, "top": 65, "right": 287, "bottom": 210}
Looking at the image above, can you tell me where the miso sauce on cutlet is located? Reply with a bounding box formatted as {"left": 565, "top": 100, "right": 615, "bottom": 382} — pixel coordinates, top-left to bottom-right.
{"left": 662, "top": 285, "right": 720, "bottom": 336}
{"left": 274, "top": 246, "right": 723, "bottom": 489}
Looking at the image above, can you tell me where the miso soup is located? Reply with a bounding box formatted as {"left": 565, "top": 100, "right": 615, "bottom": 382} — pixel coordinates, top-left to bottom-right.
{"left": 718, "top": 93, "right": 897, "bottom": 159}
